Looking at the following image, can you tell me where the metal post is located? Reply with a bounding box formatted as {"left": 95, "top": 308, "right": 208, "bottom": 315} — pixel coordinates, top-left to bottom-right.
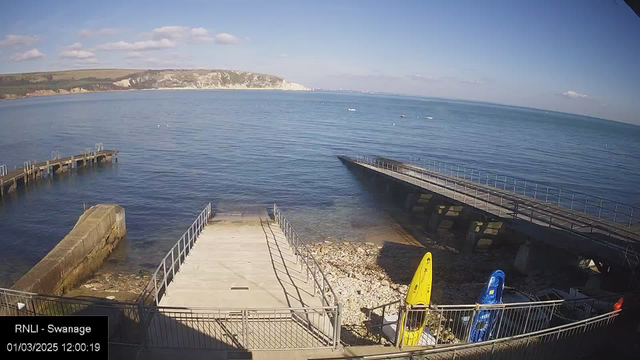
{"left": 630, "top": 208, "right": 634, "bottom": 227}
{"left": 524, "top": 181, "right": 527, "bottom": 196}
{"left": 494, "top": 307, "right": 506, "bottom": 339}
{"left": 434, "top": 307, "right": 443, "bottom": 346}
{"left": 171, "top": 248, "right": 175, "bottom": 278}
{"left": 334, "top": 303, "right": 342, "bottom": 349}
{"left": 613, "top": 203, "right": 618, "bottom": 222}
{"left": 598, "top": 199, "right": 603, "bottom": 218}
{"left": 163, "top": 261, "right": 168, "bottom": 295}
{"left": 571, "top": 193, "right": 575, "bottom": 209}
{"left": 558, "top": 189, "right": 562, "bottom": 206}
{"left": 242, "top": 309, "right": 249, "bottom": 349}
{"left": 394, "top": 306, "right": 404, "bottom": 348}
{"left": 534, "top": 184, "right": 538, "bottom": 199}
{"left": 584, "top": 196, "right": 588, "bottom": 213}
{"left": 153, "top": 273, "right": 159, "bottom": 305}
{"left": 522, "top": 306, "right": 532, "bottom": 333}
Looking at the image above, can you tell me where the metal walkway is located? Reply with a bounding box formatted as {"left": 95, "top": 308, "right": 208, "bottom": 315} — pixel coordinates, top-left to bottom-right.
{"left": 0, "top": 143, "right": 117, "bottom": 198}
{"left": 138, "top": 204, "right": 341, "bottom": 350}
{"left": 339, "top": 155, "right": 640, "bottom": 269}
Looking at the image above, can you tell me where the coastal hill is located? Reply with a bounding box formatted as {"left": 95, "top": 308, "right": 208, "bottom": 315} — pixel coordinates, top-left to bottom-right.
{"left": 0, "top": 69, "right": 310, "bottom": 99}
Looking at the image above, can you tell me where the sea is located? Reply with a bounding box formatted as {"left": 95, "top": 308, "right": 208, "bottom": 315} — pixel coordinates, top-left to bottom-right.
{"left": 1, "top": 90, "right": 639, "bottom": 286}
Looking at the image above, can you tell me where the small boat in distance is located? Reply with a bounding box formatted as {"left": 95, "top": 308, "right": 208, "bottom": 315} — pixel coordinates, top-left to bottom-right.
{"left": 426, "top": 116, "right": 433, "bottom": 119}
{"left": 400, "top": 114, "right": 405, "bottom": 118}
{"left": 348, "top": 108, "right": 356, "bottom": 112}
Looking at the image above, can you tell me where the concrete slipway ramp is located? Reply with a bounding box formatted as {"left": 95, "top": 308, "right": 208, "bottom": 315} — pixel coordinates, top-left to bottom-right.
{"left": 141, "top": 205, "right": 340, "bottom": 352}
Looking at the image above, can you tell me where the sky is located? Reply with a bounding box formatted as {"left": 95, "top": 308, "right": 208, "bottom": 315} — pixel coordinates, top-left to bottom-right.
{"left": 0, "top": 0, "right": 639, "bottom": 124}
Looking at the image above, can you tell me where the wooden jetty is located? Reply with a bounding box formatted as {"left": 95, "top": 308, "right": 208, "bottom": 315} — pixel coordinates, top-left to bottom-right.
{"left": 0, "top": 145, "right": 117, "bottom": 198}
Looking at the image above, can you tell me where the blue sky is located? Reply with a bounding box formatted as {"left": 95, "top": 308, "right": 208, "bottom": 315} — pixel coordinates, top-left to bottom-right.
{"left": 1, "top": 0, "right": 639, "bottom": 124}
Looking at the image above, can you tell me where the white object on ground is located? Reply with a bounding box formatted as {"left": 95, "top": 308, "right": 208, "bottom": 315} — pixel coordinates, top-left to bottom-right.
{"left": 381, "top": 314, "right": 436, "bottom": 346}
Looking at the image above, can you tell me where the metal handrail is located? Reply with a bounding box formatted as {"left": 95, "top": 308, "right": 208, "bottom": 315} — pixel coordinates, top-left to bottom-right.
{"left": 352, "top": 155, "right": 640, "bottom": 264}
{"left": 357, "top": 309, "right": 622, "bottom": 359}
{"left": 409, "top": 156, "right": 639, "bottom": 228}
{"left": 394, "top": 294, "right": 621, "bottom": 348}
{"left": 138, "top": 203, "right": 212, "bottom": 306}
{"left": 273, "top": 203, "right": 342, "bottom": 348}
{"left": 273, "top": 203, "right": 339, "bottom": 307}
{"left": 398, "top": 157, "right": 640, "bottom": 244}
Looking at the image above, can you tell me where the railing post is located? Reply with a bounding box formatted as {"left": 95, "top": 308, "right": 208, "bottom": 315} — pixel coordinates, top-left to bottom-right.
{"left": 558, "top": 189, "right": 562, "bottom": 205}
{"left": 534, "top": 183, "right": 538, "bottom": 199}
{"left": 571, "top": 193, "right": 575, "bottom": 210}
{"left": 434, "top": 307, "right": 443, "bottom": 346}
{"left": 242, "top": 309, "right": 249, "bottom": 349}
{"left": 395, "top": 305, "right": 404, "bottom": 348}
{"left": 522, "top": 305, "right": 532, "bottom": 333}
{"left": 163, "top": 260, "right": 168, "bottom": 296}
{"left": 613, "top": 203, "right": 619, "bottom": 223}
{"left": 171, "top": 248, "right": 175, "bottom": 278}
{"left": 630, "top": 208, "right": 634, "bottom": 227}
{"left": 598, "top": 199, "right": 603, "bottom": 218}
{"left": 153, "top": 273, "right": 159, "bottom": 305}
{"left": 494, "top": 306, "right": 506, "bottom": 339}
{"left": 334, "top": 303, "right": 342, "bottom": 349}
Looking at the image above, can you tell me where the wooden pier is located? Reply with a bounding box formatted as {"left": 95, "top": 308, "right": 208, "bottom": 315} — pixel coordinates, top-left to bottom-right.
{"left": 0, "top": 147, "right": 117, "bottom": 198}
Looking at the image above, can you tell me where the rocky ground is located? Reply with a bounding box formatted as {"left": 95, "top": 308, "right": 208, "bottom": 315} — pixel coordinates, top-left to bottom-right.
{"left": 63, "top": 269, "right": 151, "bottom": 302}
{"left": 308, "top": 229, "right": 587, "bottom": 346}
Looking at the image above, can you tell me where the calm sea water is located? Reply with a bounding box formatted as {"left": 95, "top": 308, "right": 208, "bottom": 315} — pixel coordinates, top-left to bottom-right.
{"left": 1, "top": 90, "right": 639, "bottom": 286}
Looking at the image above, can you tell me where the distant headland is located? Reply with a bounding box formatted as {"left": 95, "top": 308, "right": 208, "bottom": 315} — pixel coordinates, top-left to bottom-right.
{"left": 0, "top": 69, "right": 311, "bottom": 100}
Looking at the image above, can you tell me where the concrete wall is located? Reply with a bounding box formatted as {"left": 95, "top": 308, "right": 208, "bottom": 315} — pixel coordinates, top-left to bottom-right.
{"left": 12, "top": 204, "right": 126, "bottom": 295}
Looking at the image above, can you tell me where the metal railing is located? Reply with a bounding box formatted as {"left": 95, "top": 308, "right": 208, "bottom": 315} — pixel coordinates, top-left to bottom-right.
{"left": 409, "top": 156, "right": 639, "bottom": 228}
{"left": 1, "top": 287, "right": 145, "bottom": 345}
{"left": 273, "top": 203, "right": 342, "bottom": 346}
{"left": 145, "top": 305, "right": 339, "bottom": 350}
{"left": 352, "top": 155, "right": 640, "bottom": 266}
{"left": 0, "top": 165, "right": 7, "bottom": 177}
{"left": 391, "top": 294, "right": 620, "bottom": 348}
{"left": 341, "top": 309, "right": 623, "bottom": 360}
{"left": 138, "top": 203, "right": 212, "bottom": 306}
{"left": 135, "top": 203, "right": 341, "bottom": 350}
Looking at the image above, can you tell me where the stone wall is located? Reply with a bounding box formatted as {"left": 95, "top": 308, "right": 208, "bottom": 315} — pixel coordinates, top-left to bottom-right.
{"left": 11, "top": 204, "right": 126, "bottom": 295}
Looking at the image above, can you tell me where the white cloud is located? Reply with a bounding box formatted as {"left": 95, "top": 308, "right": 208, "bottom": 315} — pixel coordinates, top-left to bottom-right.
{"left": 277, "top": 53, "right": 288, "bottom": 58}
{"left": 563, "top": 90, "right": 589, "bottom": 99}
{"left": 78, "top": 28, "right": 127, "bottom": 38}
{"left": 96, "top": 39, "right": 177, "bottom": 51}
{"left": 125, "top": 51, "right": 144, "bottom": 58}
{"left": 215, "top": 32, "right": 238, "bottom": 45}
{"left": 10, "top": 48, "right": 44, "bottom": 61}
{"left": 64, "top": 42, "right": 83, "bottom": 50}
{"left": 59, "top": 50, "right": 95, "bottom": 59}
{"left": 190, "top": 27, "right": 213, "bottom": 42}
{"left": 0, "top": 34, "right": 39, "bottom": 48}
{"left": 152, "top": 26, "right": 188, "bottom": 40}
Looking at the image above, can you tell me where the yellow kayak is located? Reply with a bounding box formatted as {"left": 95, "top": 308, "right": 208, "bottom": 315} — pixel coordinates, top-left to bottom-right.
{"left": 400, "top": 252, "right": 433, "bottom": 346}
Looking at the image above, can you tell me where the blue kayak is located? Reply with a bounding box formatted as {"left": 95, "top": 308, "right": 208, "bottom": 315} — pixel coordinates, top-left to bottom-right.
{"left": 468, "top": 270, "right": 505, "bottom": 343}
